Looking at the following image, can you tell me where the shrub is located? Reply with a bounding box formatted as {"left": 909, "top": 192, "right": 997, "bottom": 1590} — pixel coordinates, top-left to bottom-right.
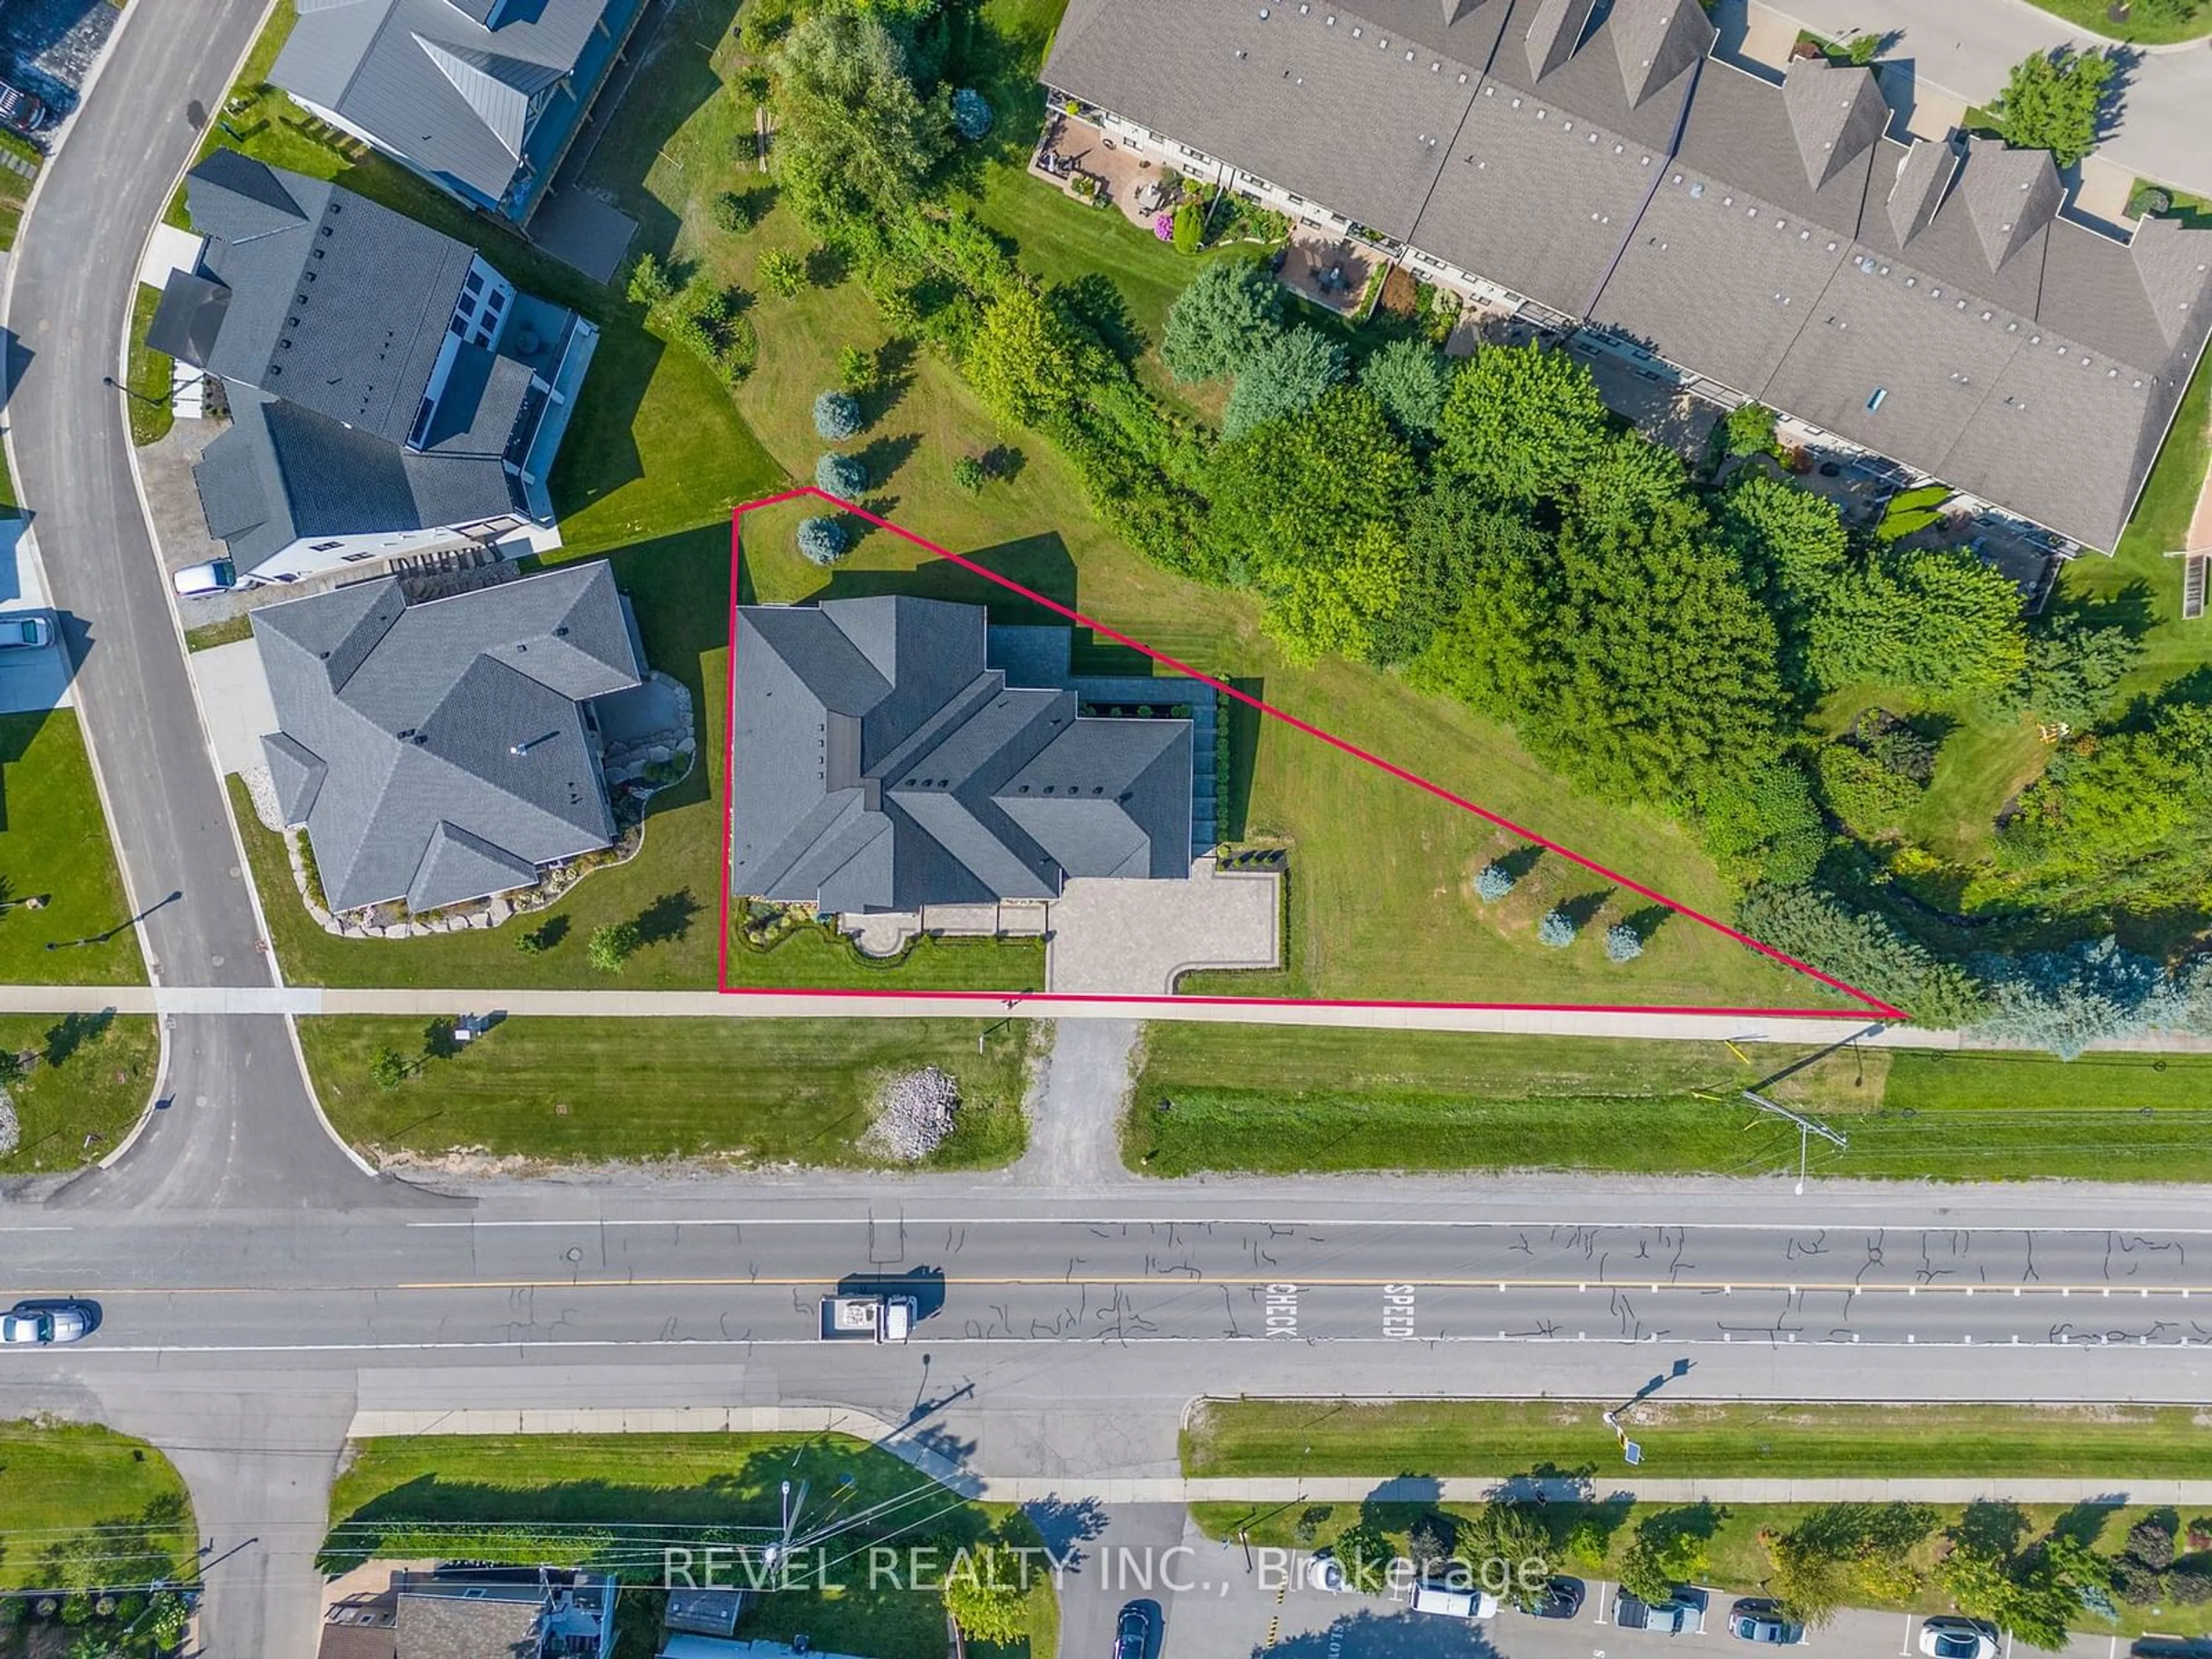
{"left": 2129, "top": 184, "right": 2173, "bottom": 219}
{"left": 952, "top": 454, "right": 987, "bottom": 494}
{"left": 711, "top": 191, "right": 756, "bottom": 233}
{"left": 757, "top": 248, "right": 806, "bottom": 298}
{"left": 815, "top": 451, "right": 868, "bottom": 500}
{"left": 797, "top": 515, "right": 850, "bottom": 566}
{"left": 812, "top": 389, "right": 863, "bottom": 440}
{"left": 837, "top": 344, "right": 875, "bottom": 393}
{"left": 588, "top": 921, "right": 642, "bottom": 975}
{"left": 2125, "top": 1520, "right": 2176, "bottom": 1571}
{"left": 1816, "top": 743, "right": 1925, "bottom": 840}
{"left": 1537, "top": 907, "right": 1578, "bottom": 948}
{"left": 514, "top": 927, "right": 547, "bottom": 956}
{"left": 719, "top": 312, "right": 758, "bottom": 382}
{"left": 950, "top": 87, "right": 994, "bottom": 141}
{"left": 1736, "top": 884, "right": 1988, "bottom": 1027}
{"left": 1605, "top": 922, "right": 1645, "bottom": 962}
{"left": 1722, "top": 400, "right": 1780, "bottom": 457}
{"left": 1696, "top": 760, "right": 1827, "bottom": 888}
{"left": 1172, "top": 202, "right": 1201, "bottom": 253}
{"left": 1474, "top": 861, "right": 1516, "bottom": 903}
{"left": 1972, "top": 935, "right": 2183, "bottom": 1059}
{"left": 624, "top": 250, "right": 675, "bottom": 309}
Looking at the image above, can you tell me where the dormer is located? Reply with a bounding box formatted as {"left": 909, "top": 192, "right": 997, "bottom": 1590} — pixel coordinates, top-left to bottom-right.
{"left": 1957, "top": 136, "right": 2061, "bottom": 273}
{"left": 1781, "top": 57, "right": 1889, "bottom": 192}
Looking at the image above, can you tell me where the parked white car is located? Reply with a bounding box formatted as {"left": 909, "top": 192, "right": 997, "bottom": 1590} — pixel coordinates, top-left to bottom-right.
{"left": 172, "top": 559, "right": 237, "bottom": 597}
{"left": 0, "top": 613, "right": 54, "bottom": 650}
{"left": 1410, "top": 1581, "right": 1498, "bottom": 1620}
{"left": 1919, "top": 1618, "right": 2000, "bottom": 1659}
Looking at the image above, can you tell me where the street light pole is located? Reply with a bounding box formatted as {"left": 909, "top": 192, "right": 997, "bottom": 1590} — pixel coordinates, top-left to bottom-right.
{"left": 101, "top": 374, "right": 166, "bottom": 411}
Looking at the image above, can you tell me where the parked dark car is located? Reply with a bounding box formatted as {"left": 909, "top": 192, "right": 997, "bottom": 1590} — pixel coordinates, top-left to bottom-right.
{"left": 1533, "top": 1577, "right": 1586, "bottom": 1619}
{"left": 0, "top": 78, "right": 48, "bottom": 135}
{"left": 1112, "top": 1600, "right": 1156, "bottom": 1659}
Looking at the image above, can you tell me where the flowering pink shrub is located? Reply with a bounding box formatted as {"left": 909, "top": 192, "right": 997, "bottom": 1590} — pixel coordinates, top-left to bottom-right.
{"left": 1154, "top": 213, "right": 1175, "bottom": 242}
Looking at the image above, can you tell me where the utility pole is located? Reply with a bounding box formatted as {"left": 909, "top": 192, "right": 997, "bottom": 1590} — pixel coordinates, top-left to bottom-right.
{"left": 1741, "top": 1089, "right": 1848, "bottom": 1196}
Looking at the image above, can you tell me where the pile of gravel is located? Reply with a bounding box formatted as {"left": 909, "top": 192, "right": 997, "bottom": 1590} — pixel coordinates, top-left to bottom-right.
{"left": 0, "top": 1092, "right": 18, "bottom": 1158}
{"left": 865, "top": 1067, "right": 961, "bottom": 1162}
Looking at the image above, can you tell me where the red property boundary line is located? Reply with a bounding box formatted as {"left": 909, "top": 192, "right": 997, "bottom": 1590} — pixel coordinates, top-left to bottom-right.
{"left": 717, "top": 487, "right": 1904, "bottom": 1021}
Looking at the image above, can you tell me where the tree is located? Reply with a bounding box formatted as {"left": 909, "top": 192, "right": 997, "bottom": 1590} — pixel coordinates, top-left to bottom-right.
{"left": 770, "top": 9, "right": 948, "bottom": 225}
{"left": 1717, "top": 473, "right": 1850, "bottom": 679}
{"left": 1999, "top": 699, "right": 2212, "bottom": 908}
{"left": 1537, "top": 907, "right": 1578, "bottom": 948}
{"left": 1436, "top": 340, "right": 1613, "bottom": 507}
{"left": 0, "top": 1047, "right": 24, "bottom": 1090}
{"left": 941, "top": 1544, "right": 1029, "bottom": 1645}
{"left": 1695, "top": 761, "right": 1827, "bottom": 888}
{"left": 815, "top": 452, "right": 868, "bottom": 500}
{"left": 588, "top": 922, "right": 642, "bottom": 975}
{"left": 797, "top": 516, "right": 850, "bottom": 566}
{"left": 2007, "top": 615, "right": 2141, "bottom": 726}
{"left": 1161, "top": 258, "right": 1283, "bottom": 382}
{"left": 1475, "top": 861, "right": 1517, "bottom": 902}
{"left": 1605, "top": 922, "right": 1645, "bottom": 962}
{"left": 757, "top": 249, "right": 806, "bottom": 298}
{"left": 950, "top": 86, "right": 994, "bottom": 141}
{"left": 1734, "top": 884, "right": 1988, "bottom": 1027}
{"left": 1990, "top": 46, "right": 2116, "bottom": 168}
{"left": 964, "top": 284, "right": 1088, "bottom": 427}
{"left": 1359, "top": 336, "right": 1452, "bottom": 438}
{"left": 1260, "top": 520, "right": 1410, "bottom": 666}
{"left": 837, "top": 344, "right": 876, "bottom": 394}
{"left": 1406, "top": 1511, "right": 1459, "bottom": 1575}
{"left": 1330, "top": 1521, "right": 1397, "bottom": 1594}
{"left": 369, "top": 1047, "right": 408, "bottom": 1090}
{"left": 1371, "top": 482, "right": 1546, "bottom": 665}
{"left": 1765, "top": 1505, "right": 1938, "bottom": 1627}
{"left": 1816, "top": 742, "right": 1926, "bottom": 840}
{"left": 1972, "top": 935, "right": 2181, "bottom": 1058}
{"left": 1938, "top": 1513, "right": 2107, "bottom": 1651}
{"left": 813, "top": 390, "right": 863, "bottom": 441}
{"left": 1721, "top": 400, "right": 1780, "bottom": 457}
{"left": 711, "top": 190, "right": 757, "bottom": 232}
{"left": 1807, "top": 547, "right": 2027, "bottom": 698}
{"left": 952, "top": 454, "right": 987, "bottom": 493}
{"left": 1222, "top": 325, "right": 1346, "bottom": 440}
{"left": 1203, "top": 386, "right": 1418, "bottom": 592}
{"left": 1459, "top": 1502, "right": 1548, "bottom": 1603}
{"left": 1616, "top": 1513, "right": 1711, "bottom": 1605}
{"left": 625, "top": 250, "right": 675, "bottom": 309}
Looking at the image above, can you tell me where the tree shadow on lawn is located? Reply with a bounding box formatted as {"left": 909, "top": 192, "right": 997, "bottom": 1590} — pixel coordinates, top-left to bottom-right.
{"left": 817, "top": 529, "right": 1078, "bottom": 623}
{"left": 570, "top": 0, "right": 738, "bottom": 261}
{"left": 635, "top": 888, "right": 702, "bottom": 946}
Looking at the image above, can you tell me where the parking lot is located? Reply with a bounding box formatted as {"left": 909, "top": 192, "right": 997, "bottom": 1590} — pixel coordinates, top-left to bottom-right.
{"left": 1099, "top": 1514, "right": 2178, "bottom": 1659}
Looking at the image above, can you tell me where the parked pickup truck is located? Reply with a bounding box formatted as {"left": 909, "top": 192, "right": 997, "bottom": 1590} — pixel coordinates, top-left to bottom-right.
{"left": 819, "top": 1293, "right": 918, "bottom": 1342}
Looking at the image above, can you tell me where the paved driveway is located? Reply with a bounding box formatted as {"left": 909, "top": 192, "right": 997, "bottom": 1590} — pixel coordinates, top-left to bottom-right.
{"left": 1046, "top": 858, "right": 1280, "bottom": 994}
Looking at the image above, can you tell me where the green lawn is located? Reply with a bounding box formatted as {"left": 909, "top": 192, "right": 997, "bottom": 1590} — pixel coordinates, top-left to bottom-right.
{"left": 0, "top": 1418, "right": 196, "bottom": 1590}
{"left": 2026, "top": 0, "right": 2210, "bottom": 42}
{"left": 1191, "top": 1494, "right": 2212, "bottom": 1638}
{"left": 183, "top": 615, "right": 254, "bottom": 652}
{"left": 0, "top": 130, "right": 38, "bottom": 254}
{"left": 0, "top": 1012, "right": 160, "bottom": 1175}
{"left": 728, "top": 922, "right": 1046, "bottom": 990}
{"left": 1128, "top": 1024, "right": 2212, "bottom": 1180}
{"left": 1185, "top": 1399, "right": 2212, "bottom": 1480}
{"left": 298, "top": 1015, "right": 1035, "bottom": 1168}
{"left": 125, "top": 283, "right": 173, "bottom": 447}
{"left": 327, "top": 1434, "right": 1056, "bottom": 1659}
{"left": 0, "top": 712, "right": 146, "bottom": 984}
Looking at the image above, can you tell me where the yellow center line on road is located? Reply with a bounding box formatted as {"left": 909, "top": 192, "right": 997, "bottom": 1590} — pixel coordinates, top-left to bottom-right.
{"left": 26, "top": 1276, "right": 2205, "bottom": 1296}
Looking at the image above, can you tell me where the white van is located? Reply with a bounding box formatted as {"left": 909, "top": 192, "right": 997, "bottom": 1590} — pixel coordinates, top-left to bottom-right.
{"left": 1410, "top": 1582, "right": 1499, "bottom": 1621}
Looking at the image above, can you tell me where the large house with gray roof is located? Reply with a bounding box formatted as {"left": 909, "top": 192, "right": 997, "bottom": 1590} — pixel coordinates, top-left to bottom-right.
{"left": 1043, "top": 0, "right": 2212, "bottom": 552}
{"left": 732, "top": 597, "right": 1202, "bottom": 918}
{"left": 253, "top": 560, "right": 645, "bottom": 915}
{"left": 150, "top": 150, "right": 597, "bottom": 588}
{"left": 270, "top": 0, "right": 649, "bottom": 225}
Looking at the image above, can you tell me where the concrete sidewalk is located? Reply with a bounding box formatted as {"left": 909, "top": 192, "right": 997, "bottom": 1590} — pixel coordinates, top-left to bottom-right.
{"left": 14, "top": 981, "right": 2212, "bottom": 1058}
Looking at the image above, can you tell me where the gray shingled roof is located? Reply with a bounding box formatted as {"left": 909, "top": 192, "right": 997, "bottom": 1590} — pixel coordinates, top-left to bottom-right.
{"left": 1045, "top": 0, "right": 2212, "bottom": 548}
{"left": 273, "top": 0, "right": 619, "bottom": 211}
{"left": 393, "top": 1591, "right": 536, "bottom": 1659}
{"left": 171, "top": 149, "right": 472, "bottom": 445}
{"left": 253, "top": 562, "right": 643, "bottom": 912}
{"left": 732, "top": 597, "right": 1192, "bottom": 913}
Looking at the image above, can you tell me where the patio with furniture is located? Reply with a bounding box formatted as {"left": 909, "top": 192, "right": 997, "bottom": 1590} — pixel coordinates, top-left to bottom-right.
{"left": 1277, "top": 223, "right": 1378, "bottom": 316}
{"left": 1031, "top": 113, "right": 1179, "bottom": 230}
